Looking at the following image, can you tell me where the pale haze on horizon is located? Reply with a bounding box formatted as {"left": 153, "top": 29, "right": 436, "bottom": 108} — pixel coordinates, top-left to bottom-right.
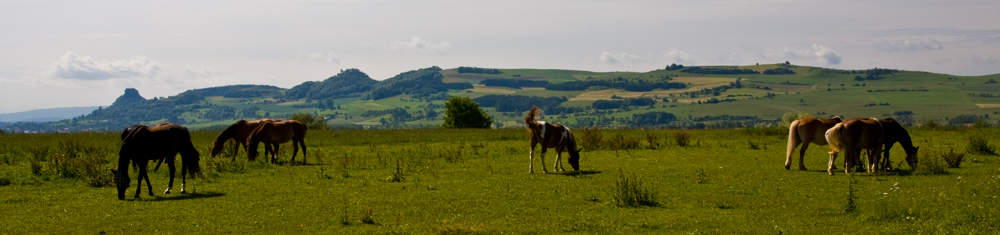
{"left": 1, "top": 0, "right": 998, "bottom": 113}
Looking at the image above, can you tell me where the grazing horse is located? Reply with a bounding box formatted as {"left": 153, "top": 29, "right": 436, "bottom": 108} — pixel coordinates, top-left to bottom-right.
{"left": 246, "top": 120, "right": 308, "bottom": 164}
{"left": 112, "top": 123, "right": 202, "bottom": 200}
{"left": 825, "top": 118, "right": 885, "bottom": 175}
{"left": 785, "top": 116, "right": 843, "bottom": 171}
{"left": 878, "top": 118, "right": 919, "bottom": 171}
{"left": 210, "top": 119, "right": 274, "bottom": 161}
{"left": 524, "top": 106, "right": 581, "bottom": 173}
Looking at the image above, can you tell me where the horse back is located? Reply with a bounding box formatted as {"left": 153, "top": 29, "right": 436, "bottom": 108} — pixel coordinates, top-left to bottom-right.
{"left": 842, "top": 118, "right": 885, "bottom": 148}
{"left": 538, "top": 122, "right": 571, "bottom": 148}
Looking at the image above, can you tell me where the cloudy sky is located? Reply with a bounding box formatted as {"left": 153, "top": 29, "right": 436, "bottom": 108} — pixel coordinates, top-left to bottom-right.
{"left": 1, "top": 0, "right": 998, "bottom": 113}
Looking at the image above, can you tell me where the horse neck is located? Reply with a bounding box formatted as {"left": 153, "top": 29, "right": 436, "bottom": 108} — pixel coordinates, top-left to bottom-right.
{"left": 117, "top": 149, "right": 132, "bottom": 174}
{"left": 896, "top": 128, "right": 916, "bottom": 151}
{"left": 565, "top": 133, "right": 578, "bottom": 151}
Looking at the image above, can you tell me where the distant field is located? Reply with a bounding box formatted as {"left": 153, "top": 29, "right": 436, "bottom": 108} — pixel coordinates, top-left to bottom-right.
{"left": 0, "top": 128, "right": 997, "bottom": 233}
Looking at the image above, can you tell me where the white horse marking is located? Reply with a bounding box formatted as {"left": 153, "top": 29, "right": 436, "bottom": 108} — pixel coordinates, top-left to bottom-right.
{"left": 181, "top": 183, "right": 186, "bottom": 193}
{"left": 164, "top": 187, "right": 172, "bottom": 194}
{"left": 538, "top": 121, "right": 547, "bottom": 138}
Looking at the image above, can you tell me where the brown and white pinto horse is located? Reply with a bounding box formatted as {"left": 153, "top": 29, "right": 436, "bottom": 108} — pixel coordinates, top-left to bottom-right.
{"left": 825, "top": 118, "right": 885, "bottom": 175}
{"left": 211, "top": 119, "right": 274, "bottom": 161}
{"left": 525, "top": 106, "right": 581, "bottom": 173}
{"left": 785, "top": 116, "right": 843, "bottom": 171}
{"left": 112, "top": 123, "right": 202, "bottom": 200}
{"left": 246, "top": 120, "right": 308, "bottom": 164}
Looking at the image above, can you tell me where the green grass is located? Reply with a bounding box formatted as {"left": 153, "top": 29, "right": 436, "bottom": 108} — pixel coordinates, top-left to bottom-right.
{"left": 0, "top": 128, "right": 998, "bottom": 233}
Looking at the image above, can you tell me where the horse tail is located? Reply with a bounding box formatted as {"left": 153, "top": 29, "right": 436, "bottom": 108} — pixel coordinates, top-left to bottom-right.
{"left": 525, "top": 105, "right": 541, "bottom": 128}
{"left": 826, "top": 122, "right": 845, "bottom": 153}
{"left": 178, "top": 129, "right": 202, "bottom": 176}
{"left": 786, "top": 119, "right": 801, "bottom": 158}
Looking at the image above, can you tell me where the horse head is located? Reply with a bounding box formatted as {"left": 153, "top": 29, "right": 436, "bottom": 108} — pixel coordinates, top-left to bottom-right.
{"left": 110, "top": 168, "right": 130, "bottom": 200}
{"left": 567, "top": 149, "right": 583, "bottom": 171}
{"left": 905, "top": 146, "right": 919, "bottom": 169}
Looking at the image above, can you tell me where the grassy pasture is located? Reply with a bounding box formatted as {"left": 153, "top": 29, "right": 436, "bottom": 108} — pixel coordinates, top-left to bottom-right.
{"left": 0, "top": 128, "right": 998, "bottom": 234}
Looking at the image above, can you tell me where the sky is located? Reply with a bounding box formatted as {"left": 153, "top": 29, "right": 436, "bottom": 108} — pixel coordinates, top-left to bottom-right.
{"left": 1, "top": 0, "right": 999, "bottom": 113}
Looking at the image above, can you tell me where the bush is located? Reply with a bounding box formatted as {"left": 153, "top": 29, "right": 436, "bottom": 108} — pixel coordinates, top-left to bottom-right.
{"left": 941, "top": 148, "right": 965, "bottom": 168}
{"left": 579, "top": 126, "right": 604, "bottom": 150}
{"left": 915, "top": 153, "right": 948, "bottom": 175}
{"left": 608, "top": 132, "right": 640, "bottom": 150}
{"left": 674, "top": 129, "right": 691, "bottom": 147}
{"left": 966, "top": 132, "right": 996, "bottom": 155}
{"left": 611, "top": 168, "right": 657, "bottom": 207}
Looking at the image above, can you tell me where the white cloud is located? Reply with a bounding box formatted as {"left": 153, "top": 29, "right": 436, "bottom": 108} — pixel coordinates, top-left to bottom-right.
{"left": 50, "top": 52, "right": 162, "bottom": 80}
{"left": 877, "top": 38, "right": 943, "bottom": 52}
{"left": 599, "top": 51, "right": 640, "bottom": 66}
{"left": 761, "top": 44, "right": 841, "bottom": 65}
{"left": 971, "top": 55, "right": 999, "bottom": 65}
{"left": 664, "top": 49, "right": 693, "bottom": 64}
{"left": 812, "top": 44, "right": 841, "bottom": 65}
{"left": 392, "top": 37, "right": 451, "bottom": 52}
{"left": 301, "top": 52, "right": 341, "bottom": 64}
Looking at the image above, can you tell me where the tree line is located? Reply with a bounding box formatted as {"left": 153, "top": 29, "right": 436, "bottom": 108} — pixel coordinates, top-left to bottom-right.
{"left": 480, "top": 79, "right": 549, "bottom": 89}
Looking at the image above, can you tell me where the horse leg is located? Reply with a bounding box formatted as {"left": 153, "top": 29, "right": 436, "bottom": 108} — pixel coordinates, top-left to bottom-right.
{"left": 785, "top": 126, "right": 803, "bottom": 170}
{"left": 797, "top": 142, "right": 810, "bottom": 171}
{"left": 273, "top": 143, "right": 281, "bottom": 164}
{"left": 267, "top": 143, "right": 278, "bottom": 164}
{"left": 870, "top": 146, "right": 883, "bottom": 173}
{"left": 827, "top": 150, "right": 838, "bottom": 175}
{"left": 291, "top": 141, "right": 300, "bottom": 164}
{"left": 539, "top": 148, "right": 549, "bottom": 173}
{"left": 528, "top": 141, "right": 537, "bottom": 174}
{"left": 843, "top": 148, "right": 855, "bottom": 175}
{"left": 553, "top": 147, "right": 564, "bottom": 172}
{"left": 232, "top": 141, "right": 241, "bottom": 162}
{"left": 139, "top": 161, "right": 153, "bottom": 197}
{"left": 299, "top": 139, "right": 307, "bottom": 164}
{"left": 180, "top": 159, "right": 188, "bottom": 194}
{"left": 881, "top": 145, "right": 893, "bottom": 171}
{"left": 165, "top": 156, "right": 176, "bottom": 194}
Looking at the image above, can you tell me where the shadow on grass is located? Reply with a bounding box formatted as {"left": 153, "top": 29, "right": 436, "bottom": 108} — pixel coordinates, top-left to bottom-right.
{"left": 556, "top": 170, "right": 602, "bottom": 177}
{"left": 132, "top": 192, "right": 226, "bottom": 202}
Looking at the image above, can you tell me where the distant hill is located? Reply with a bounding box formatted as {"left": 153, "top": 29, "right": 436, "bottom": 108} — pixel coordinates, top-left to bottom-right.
{"left": 0, "top": 106, "right": 101, "bottom": 123}
{"left": 5, "top": 63, "right": 1000, "bottom": 132}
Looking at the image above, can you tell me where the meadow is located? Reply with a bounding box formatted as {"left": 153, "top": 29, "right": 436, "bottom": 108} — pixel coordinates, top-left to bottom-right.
{"left": 0, "top": 127, "right": 998, "bottom": 234}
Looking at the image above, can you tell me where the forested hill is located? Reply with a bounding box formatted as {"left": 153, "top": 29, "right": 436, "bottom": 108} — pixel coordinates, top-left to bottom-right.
{"left": 286, "top": 68, "right": 377, "bottom": 101}
{"left": 4, "top": 63, "right": 1000, "bottom": 132}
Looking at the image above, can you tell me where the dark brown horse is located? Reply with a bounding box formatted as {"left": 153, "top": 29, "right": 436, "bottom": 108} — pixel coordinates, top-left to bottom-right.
{"left": 246, "top": 120, "right": 308, "bottom": 164}
{"left": 825, "top": 118, "right": 884, "bottom": 175}
{"left": 785, "top": 116, "right": 843, "bottom": 171}
{"left": 525, "top": 106, "right": 581, "bottom": 173}
{"left": 211, "top": 119, "right": 274, "bottom": 161}
{"left": 112, "top": 123, "right": 202, "bottom": 200}
{"left": 878, "top": 118, "right": 919, "bottom": 171}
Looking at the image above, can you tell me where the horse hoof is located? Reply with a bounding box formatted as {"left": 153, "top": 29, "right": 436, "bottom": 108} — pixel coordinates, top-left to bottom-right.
{"left": 164, "top": 189, "right": 171, "bottom": 194}
{"left": 180, "top": 190, "right": 187, "bottom": 194}
{"left": 784, "top": 165, "right": 791, "bottom": 170}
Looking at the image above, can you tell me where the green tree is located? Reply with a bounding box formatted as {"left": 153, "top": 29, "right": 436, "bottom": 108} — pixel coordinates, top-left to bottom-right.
{"left": 290, "top": 112, "right": 329, "bottom": 130}
{"left": 442, "top": 96, "right": 493, "bottom": 128}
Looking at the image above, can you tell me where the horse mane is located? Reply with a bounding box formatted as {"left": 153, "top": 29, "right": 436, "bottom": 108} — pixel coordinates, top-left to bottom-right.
{"left": 212, "top": 121, "right": 245, "bottom": 150}
{"left": 525, "top": 105, "right": 541, "bottom": 127}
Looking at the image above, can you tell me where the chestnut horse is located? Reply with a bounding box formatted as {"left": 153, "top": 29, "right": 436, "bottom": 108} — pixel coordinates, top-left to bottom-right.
{"left": 211, "top": 119, "right": 274, "bottom": 161}
{"left": 525, "top": 106, "right": 581, "bottom": 173}
{"left": 246, "top": 120, "right": 308, "bottom": 164}
{"left": 785, "top": 116, "right": 843, "bottom": 171}
{"left": 825, "top": 118, "right": 884, "bottom": 175}
{"left": 112, "top": 123, "right": 202, "bottom": 200}
{"left": 878, "top": 118, "right": 919, "bottom": 171}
